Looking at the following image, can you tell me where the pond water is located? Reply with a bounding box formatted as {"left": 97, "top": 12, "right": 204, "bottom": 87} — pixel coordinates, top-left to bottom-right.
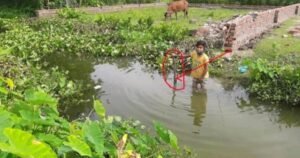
{"left": 46, "top": 54, "right": 300, "bottom": 158}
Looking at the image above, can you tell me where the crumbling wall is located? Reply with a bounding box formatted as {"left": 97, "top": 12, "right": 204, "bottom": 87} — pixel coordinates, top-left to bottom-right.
{"left": 195, "top": 3, "right": 300, "bottom": 51}
{"left": 228, "top": 3, "right": 300, "bottom": 50}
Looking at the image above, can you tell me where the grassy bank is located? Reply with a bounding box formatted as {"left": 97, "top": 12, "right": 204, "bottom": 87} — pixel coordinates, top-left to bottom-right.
{"left": 83, "top": 7, "right": 249, "bottom": 29}
{"left": 247, "top": 17, "right": 300, "bottom": 105}
{"left": 254, "top": 17, "right": 300, "bottom": 62}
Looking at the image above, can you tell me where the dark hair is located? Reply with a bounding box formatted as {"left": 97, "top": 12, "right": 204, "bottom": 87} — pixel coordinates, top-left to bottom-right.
{"left": 196, "top": 40, "right": 207, "bottom": 48}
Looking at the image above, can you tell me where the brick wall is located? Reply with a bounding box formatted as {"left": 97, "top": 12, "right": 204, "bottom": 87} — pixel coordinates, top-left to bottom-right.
{"left": 189, "top": 3, "right": 279, "bottom": 10}
{"left": 228, "top": 4, "right": 300, "bottom": 50}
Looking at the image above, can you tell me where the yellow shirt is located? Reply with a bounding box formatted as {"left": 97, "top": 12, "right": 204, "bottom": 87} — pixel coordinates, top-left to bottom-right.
{"left": 190, "top": 51, "right": 209, "bottom": 79}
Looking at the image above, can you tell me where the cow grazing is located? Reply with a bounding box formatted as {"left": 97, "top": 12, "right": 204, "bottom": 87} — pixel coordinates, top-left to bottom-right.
{"left": 164, "top": 0, "right": 189, "bottom": 20}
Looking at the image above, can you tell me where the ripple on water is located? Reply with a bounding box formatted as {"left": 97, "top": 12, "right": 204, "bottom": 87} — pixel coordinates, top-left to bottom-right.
{"left": 90, "top": 61, "right": 300, "bottom": 158}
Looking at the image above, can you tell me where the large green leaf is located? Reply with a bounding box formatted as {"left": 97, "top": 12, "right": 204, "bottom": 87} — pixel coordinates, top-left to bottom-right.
{"left": 0, "top": 152, "right": 11, "bottom": 158}
{"left": 0, "top": 128, "right": 57, "bottom": 158}
{"left": 83, "top": 121, "right": 104, "bottom": 156}
{"left": 154, "top": 121, "right": 178, "bottom": 149}
{"left": 153, "top": 121, "right": 169, "bottom": 143}
{"left": 11, "top": 100, "right": 33, "bottom": 116}
{"left": 57, "top": 145, "right": 72, "bottom": 156}
{"left": 93, "top": 100, "right": 105, "bottom": 119}
{"left": 37, "top": 133, "right": 64, "bottom": 147}
{"left": 0, "top": 111, "right": 14, "bottom": 142}
{"left": 168, "top": 130, "right": 178, "bottom": 150}
{"left": 0, "top": 47, "right": 12, "bottom": 56}
{"left": 64, "top": 135, "right": 92, "bottom": 157}
{"left": 19, "top": 110, "right": 57, "bottom": 126}
{"left": 24, "top": 89, "right": 58, "bottom": 113}
{"left": 0, "top": 87, "right": 8, "bottom": 95}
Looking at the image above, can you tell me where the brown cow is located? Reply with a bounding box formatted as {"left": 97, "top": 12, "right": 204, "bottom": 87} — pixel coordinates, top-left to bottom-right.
{"left": 164, "top": 0, "right": 189, "bottom": 20}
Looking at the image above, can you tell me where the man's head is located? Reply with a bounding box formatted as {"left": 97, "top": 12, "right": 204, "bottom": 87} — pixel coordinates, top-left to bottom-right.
{"left": 195, "top": 40, "right": 207, "bottom": 55}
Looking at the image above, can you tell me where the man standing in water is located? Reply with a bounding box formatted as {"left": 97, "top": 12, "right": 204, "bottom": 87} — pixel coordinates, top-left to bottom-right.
{"left": 189, "top": 40, "right": 209, "bottom": 90}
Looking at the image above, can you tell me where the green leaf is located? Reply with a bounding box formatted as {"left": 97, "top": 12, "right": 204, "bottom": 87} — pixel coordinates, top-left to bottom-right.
{"left": 154, "top": 121, "right": 178, "bottom": 149}
{"left": 93, "top": 100, "right": 105, "bottom": 118}
{"left": 24, "top": 89, "right": 58, "bottom": 113}
{"left": 83, "top": 121, "right": 104, "bottom": 156}
{"left": 125, "top": 142, "right": 134, "bottom": 151}
{"left": 11, "top": 100, "right": 33, "bottom": 115}
{"left": 0, "top": 128, "right": 57, "bottom": 158}
{"left": 0, "top": 111, "right": 14, "bottom": 142}
{"left": 0, "top": 47, "right": 12, "bottom": 56}
{"left": 0, "top": 152, "right": 11, "bottom": 158}
{"left": 19, "top": 110, "right": 56, "bottom": 126}
{"left": 64, "top": 135, "right": 92, "bottom": 157}
{"left": 168, "top": 130, "right": 178, "bottom": 149}
{"left": 154, "top": 121, "right": 169, "bottom": 143}
{"left": 5, "top": 79, "right": 14, "bottom": 90}
{"left": 0, "top": 87, "right": 8, "bottom": 95}
{"left": 57, "top": 145, "right": 72, "bottom": 156}
{"left": 37, "top": 134, "right": 64, "bottom": 147}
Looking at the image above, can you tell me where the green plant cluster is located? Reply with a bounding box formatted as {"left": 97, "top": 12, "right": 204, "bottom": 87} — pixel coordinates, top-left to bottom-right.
{"left": 244, "top": 58, "right": 300, "bottom": 105}
{"left": 188, "top": 0, "right": 300, "bottom": 6}
{"left": 0, "top": 76, "right": 192, "bottom": 157}
{"left": 0, "top": 7, "right": 34, "bottom": 18}
{"left": 0, "top": 53, "right": 91, "bottom": 112}
{"left": 0, "top": 16, "right": 187, "bottom": 67}
{"left": 57, "top": 8, "right": 85, "bottom": 19}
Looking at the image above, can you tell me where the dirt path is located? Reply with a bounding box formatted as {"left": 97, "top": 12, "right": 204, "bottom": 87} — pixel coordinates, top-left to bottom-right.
{"left": 36, "top": 2, "right": 166, "bottom": 17}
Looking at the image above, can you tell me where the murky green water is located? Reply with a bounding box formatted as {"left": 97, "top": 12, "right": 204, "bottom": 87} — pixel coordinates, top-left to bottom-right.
{"left": 46, "top": 54, "right": 300, "bottom": 158}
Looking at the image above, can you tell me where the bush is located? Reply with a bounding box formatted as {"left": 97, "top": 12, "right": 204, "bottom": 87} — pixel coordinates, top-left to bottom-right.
{"left": 57, "top": 8, "right": 83, "bottom": 19}
{"left": 244, "top": 58, "right": 300, "bottom": 105}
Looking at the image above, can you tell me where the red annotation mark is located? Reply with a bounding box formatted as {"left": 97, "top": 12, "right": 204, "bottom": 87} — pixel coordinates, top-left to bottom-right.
{"left": 162, "top": 48, "right": 186, "bottom": 91}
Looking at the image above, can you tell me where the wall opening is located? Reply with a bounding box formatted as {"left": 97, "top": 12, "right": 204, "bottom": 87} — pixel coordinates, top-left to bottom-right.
{"left": 296, "top": 6, "right": 299, "bottom": 15}
{"left": 274, "top": 10, "right": 279, "bottom": 23}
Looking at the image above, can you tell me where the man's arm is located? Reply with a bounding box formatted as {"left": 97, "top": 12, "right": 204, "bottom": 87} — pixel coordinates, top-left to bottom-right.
{"left": 200, "top": 64, "right": 208, "bottom": 79}
{"left": 200, "top": 57, "right": 209, "bottom": 79}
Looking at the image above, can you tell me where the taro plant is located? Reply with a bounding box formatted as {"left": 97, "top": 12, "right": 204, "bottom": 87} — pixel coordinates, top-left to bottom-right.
{"left": 0, "top": 76, "right": 192, "bottom": 158}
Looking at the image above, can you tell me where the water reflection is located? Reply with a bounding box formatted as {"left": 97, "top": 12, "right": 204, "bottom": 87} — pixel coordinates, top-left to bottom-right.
{"left": 237, "top": 97, "right": 300, "bottom": 128}
{"left": 42, "top": 53, "right": 96, "bottom": 120}
{"left": 190, "top": 89, "right": 207, "bottom": 126}
{"left": 96, "top": 57, "right": 133, "bottom": 70}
